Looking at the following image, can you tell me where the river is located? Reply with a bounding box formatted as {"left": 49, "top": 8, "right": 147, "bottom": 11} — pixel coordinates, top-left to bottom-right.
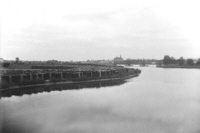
{"left": 0, "top": 66, "right": 200, "bottom": 133}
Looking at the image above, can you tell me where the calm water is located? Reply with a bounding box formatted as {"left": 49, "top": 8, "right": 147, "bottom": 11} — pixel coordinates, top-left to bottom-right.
{"left": 1, "top": 66, "right": 200, "bottom": 133}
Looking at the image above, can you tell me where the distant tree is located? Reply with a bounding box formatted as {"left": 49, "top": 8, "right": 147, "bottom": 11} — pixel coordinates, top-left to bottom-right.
{"left": 197, "top": 59, "right": 200, "bottom": 65}
{"left": 178, "top": 57, "right": 185, "bottom": 65}
{"left": 171, "top": 57, "right": 177, "bottom": 64}
{"left": 187, "top": 59, "right": 194, "bottom": 65}
{"left": 163, "top": 55, "right": 177, "bottom": 64}
{"left": 163, "top": 55, "right": 172, "bottom": 64}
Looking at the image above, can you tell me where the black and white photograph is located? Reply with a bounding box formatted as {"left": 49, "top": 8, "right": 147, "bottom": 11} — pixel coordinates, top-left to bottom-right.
{"left": 0, "top": 0, "right": 200, "bottom": 133}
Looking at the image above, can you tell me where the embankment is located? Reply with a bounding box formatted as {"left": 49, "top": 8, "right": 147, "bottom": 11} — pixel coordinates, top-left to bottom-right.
{"left": 0, "top": 68, "right": 141, "bottom": 90}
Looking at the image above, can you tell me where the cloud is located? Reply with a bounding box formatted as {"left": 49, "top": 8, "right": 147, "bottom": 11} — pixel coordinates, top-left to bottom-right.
{"left": 1, "top": 0, "right": 200, "bottom": 60}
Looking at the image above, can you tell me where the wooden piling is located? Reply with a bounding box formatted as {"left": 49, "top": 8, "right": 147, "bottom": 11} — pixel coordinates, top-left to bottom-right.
{"left": 20, "top": 75, "right": 23, "bottom": 82}
{"left": 60, "top": 72, "right": 63, "bottom": 79}
{"left": 41, "top": 73, "right": 44, "bottom": 80}
{"left": 49, "top": 73, "right": 52, "bottom": 79}
{"left": 99, "top": 71, "right": 101, "bottom": 77}
{"left": 91, "top": 71, "right": 93, "bottom": 78}
{"left": 9, "top": 75, "right": 12, "bottom": 83}
{"left": 30, "top": 74, "right": 33, "bottom": 80}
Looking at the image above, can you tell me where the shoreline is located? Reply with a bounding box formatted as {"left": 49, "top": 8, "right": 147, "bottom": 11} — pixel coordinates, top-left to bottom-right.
{"left": 0, "top": 74, "right": 139, "bottom": 91}
{"left": 156, "top": 65, "right": 200, "bottom": 69}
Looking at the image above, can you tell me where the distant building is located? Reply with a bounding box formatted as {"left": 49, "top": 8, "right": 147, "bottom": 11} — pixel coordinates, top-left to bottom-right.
{"left": 113, "top": 55, "right": 124, "bottom": 62}
{"left": 16, "top": 57, "right": 20, "bottom": 63}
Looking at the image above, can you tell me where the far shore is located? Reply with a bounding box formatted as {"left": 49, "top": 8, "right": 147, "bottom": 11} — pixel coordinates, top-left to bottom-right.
{"left": 156, "top": 64, "right": 200, "bottom": 69}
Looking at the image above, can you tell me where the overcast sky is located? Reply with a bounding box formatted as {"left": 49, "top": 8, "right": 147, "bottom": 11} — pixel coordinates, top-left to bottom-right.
{"left": 1, "top": 0, "right": 200, "bottom": 61}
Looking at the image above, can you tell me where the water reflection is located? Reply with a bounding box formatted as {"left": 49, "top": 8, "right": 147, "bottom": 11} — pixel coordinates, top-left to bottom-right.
{"left": 1, "top": 67, "right": 200, "bottom": 133}
{"left": 0, "top": 80, "right": 127, "bottom": 98}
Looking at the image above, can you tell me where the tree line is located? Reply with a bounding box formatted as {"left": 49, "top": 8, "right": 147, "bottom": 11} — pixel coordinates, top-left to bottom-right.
{"left": 163, "top": 55, "right": 200, "bottom": 65}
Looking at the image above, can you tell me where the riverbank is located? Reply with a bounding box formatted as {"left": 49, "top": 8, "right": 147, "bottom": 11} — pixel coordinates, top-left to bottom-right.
{"left": 156, "top": 64, "right": 200, "bottom": 69}
{"left": 0, "top": 67, "right": 141, "bottom": 90}
{"left": 0, "top": 73, "right": 139, "bottom": 93}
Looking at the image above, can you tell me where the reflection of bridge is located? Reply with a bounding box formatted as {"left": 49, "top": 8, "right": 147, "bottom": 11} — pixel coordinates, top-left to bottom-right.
{"left": 0, "top": 80, "right": 127, "bottom": 98}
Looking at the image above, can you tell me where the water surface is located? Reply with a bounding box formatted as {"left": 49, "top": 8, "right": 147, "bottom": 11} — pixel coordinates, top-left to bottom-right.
{"left": 1, "top": 66, "right": 200, "bottom": 133}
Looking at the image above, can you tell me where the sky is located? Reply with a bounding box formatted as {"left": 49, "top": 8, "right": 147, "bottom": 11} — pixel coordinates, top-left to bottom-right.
{"left": 1, "top": 0, "right": 200, "bottom": 61}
